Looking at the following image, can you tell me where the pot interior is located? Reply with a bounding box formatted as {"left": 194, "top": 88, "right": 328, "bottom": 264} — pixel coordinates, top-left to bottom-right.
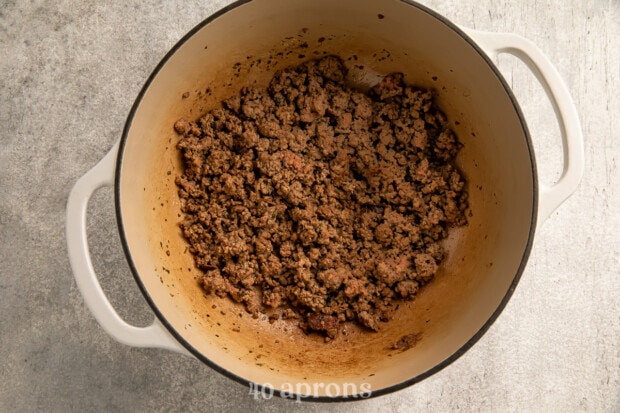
{"left": 117, "top": 0, "right": 536, "bottom": 397}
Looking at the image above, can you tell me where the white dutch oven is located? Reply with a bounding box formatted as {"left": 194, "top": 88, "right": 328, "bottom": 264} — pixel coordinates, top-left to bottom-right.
{"left": 67, "top": 0, "right": 584, "bottom": 401}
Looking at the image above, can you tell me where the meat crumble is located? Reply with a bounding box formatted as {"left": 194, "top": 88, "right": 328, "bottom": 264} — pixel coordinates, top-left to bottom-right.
{"left": 174, "top": 56, "right": 468, "bottom": 339}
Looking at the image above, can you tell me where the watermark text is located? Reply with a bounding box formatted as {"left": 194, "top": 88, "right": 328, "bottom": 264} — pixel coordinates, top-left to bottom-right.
{"left": 248, "top": 381, "right": 372, "bottom": 402}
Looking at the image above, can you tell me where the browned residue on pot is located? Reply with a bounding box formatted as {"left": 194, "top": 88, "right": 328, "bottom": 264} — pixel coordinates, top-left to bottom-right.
{"left": 391, "top": 332, "right": 422, "bottom": 352}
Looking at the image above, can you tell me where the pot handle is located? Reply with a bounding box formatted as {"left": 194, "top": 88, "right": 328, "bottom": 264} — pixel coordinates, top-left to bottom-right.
{"left": 66, "top": 142, "right": 190, "bottom": 356}
{"left": 462, "top": 28, "right": 584, "bottom": 222}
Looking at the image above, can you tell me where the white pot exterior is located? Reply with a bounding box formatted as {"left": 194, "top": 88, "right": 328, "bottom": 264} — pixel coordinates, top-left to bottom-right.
{"left": 66, "top": 0, "right": 583, "bottom": 400}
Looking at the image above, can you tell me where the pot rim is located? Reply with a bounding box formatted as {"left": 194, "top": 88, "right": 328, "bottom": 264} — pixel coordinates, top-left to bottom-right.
{"left": 114, "top": 0, "right": 538, "bottom": 401}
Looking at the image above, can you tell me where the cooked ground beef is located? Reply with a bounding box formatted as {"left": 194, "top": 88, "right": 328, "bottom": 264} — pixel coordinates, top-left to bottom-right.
{"left": 175, "top": 56, "right": 467, "bottom": 339}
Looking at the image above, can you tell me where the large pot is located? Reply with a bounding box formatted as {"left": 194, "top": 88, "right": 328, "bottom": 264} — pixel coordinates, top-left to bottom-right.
{"left": 67, "top": 0, "right": 583, "bottom": 401}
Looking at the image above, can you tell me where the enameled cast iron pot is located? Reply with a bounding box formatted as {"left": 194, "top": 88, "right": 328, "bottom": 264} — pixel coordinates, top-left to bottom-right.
{"left": 67, "top": 0, "right": 584, "bottom": 400}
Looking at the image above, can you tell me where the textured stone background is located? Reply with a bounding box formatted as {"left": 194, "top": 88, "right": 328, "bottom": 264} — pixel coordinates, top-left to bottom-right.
{"left": 1, "top": 0, "right": 618, "bottom": 411}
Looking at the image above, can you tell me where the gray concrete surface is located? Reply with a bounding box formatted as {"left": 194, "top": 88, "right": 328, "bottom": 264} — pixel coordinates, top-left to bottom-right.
{"left": 1, "top": 0, "right": 618, "bottom": 411}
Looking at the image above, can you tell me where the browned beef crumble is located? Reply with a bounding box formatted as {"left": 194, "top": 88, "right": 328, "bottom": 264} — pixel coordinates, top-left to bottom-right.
{"left": 175, "top": 56, "right": 467, "bottom": 339}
